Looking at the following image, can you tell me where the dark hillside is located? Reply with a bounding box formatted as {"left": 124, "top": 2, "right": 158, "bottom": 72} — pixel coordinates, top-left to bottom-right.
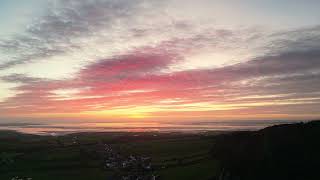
{"left": 211, "top": 121, "right": 320, "bottom": 180}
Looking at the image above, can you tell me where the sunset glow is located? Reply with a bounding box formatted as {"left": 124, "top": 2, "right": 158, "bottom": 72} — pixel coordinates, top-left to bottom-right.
{"left": 1, "top": 0, "right": 320, "bottom": 125}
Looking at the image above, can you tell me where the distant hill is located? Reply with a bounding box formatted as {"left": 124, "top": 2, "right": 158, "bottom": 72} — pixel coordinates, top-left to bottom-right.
{"left": 0, "top": 130, "right": 39, "bottom": 139}
{"left": 211, "top": 120, "right": 320, "bottom": 180}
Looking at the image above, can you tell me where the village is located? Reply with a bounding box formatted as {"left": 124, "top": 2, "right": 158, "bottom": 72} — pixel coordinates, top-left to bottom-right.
{"left": 102, "top": 144, "right": 158, "bottom": 180}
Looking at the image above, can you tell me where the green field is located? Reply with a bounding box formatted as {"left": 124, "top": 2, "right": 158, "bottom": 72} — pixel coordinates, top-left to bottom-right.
{"left": 0, "top": 131, "right": 218, "bottom": 180}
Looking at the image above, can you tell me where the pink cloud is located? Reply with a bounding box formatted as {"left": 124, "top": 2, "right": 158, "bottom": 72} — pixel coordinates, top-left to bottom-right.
{"left": 2, "top": 45, "right": 320, "bottom": 119}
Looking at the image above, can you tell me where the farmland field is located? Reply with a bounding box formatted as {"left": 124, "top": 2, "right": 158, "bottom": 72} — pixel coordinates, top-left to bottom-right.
{"left": 0, "top": 131, "right": 218, "bottom": 180}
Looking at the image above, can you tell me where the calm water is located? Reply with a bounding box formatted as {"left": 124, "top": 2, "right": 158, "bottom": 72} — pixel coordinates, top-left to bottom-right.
{"left": 0, "top": 120, "right": 304, "bottom": 135}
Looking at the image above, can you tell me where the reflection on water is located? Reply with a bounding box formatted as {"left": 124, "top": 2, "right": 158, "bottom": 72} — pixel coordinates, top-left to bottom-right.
{"left": 0, "top": 120, "right": 303, "bottom": 135}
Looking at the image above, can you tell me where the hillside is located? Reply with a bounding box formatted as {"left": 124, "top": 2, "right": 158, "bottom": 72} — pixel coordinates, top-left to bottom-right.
{"left": 211, "top": 121, "right": 320, "bottom": 180}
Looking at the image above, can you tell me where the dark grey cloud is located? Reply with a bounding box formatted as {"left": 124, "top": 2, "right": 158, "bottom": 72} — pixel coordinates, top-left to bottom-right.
{"left": 266, "top": 25, "right": 320, "bottom": 55}
{"left": 1, "top": 74, "right": 44, "bottom": 83}
{"left": 0, "top": 0, "right": 167, "bottom": 69}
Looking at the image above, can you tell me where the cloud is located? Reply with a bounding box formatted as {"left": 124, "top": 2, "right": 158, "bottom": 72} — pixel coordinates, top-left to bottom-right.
{"left": 1, "top": 1, "right": 320, "bottom": 120}
{"left": 0, "top": 0, "right": 168, "bottom": 69}
{"left": 79, "top": 49, "right": 179, "bottom": 82}
{"left": 0, "top": 0, "right": 261, "bottom": 74}
{"left": 2, "top": 40, "right": 320, "bottom": 117}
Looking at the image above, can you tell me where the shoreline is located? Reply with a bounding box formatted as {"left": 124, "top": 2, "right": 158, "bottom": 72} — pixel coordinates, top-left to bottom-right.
{"left": 0, "top": 119, "right": 311, "bottom": 136}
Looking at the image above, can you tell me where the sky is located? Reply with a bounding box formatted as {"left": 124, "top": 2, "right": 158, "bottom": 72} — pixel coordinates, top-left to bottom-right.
{"left": 1, "top": 0, "right": 320, "bottom": 124}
